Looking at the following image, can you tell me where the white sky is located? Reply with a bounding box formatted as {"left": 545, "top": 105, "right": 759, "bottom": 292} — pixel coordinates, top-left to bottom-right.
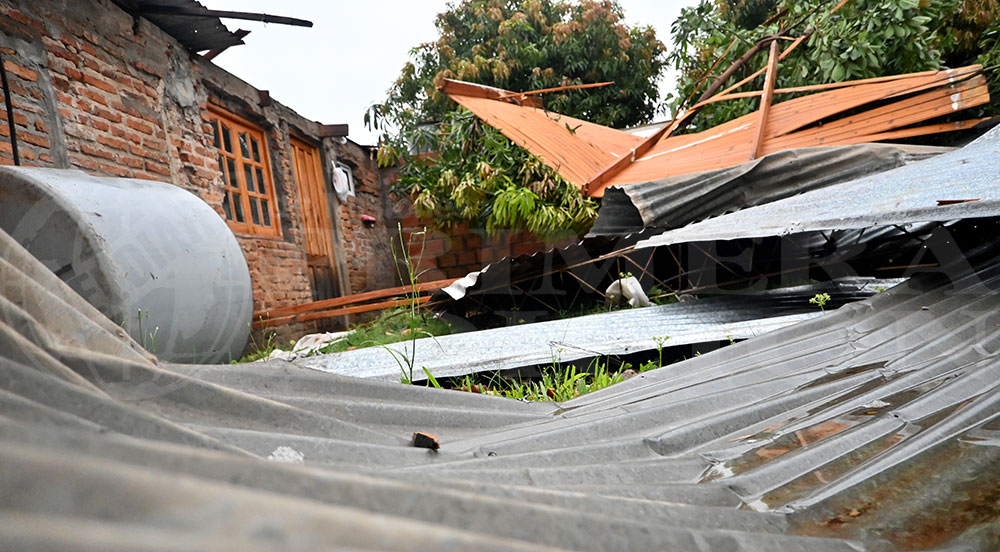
{"left": 205, "top": 1, "right": 698, "bottom": 145}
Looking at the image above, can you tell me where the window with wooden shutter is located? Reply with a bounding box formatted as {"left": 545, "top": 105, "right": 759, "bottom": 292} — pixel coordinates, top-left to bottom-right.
{"left": 207, "top": 107, "right": 281, "bottom": 237}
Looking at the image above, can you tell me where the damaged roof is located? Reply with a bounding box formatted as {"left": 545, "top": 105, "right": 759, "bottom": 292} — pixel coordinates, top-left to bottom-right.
{"left": 638, "top": 125, "right": 1000, "bottom": 249}
{"left": 113, "top": 0, "right": 246, "bottom": 52}
{"left": 589, "top": 142, "right": 949, "bottom": 236}
{"left": 298, "top": 279, "right": 895, "bottom": 381}
{"left": 441, "top": 66, "right": 990, "bottom": 197}
{"left": 4, "top": 201, "right": 1000, "bottom": 549}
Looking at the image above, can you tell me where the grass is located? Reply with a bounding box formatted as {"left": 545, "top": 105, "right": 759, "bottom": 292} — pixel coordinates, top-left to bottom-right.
{"left": 450, "top": 356, "right": 639, "bottom": 402}
{"left": 315, "top": 307, "right": 452, "bottom": 354}
{"left": 229, "top": 309, "right": 452, "bottom": 363}
{"left": 233, "top": 326, "right": 283, "bottom": 363}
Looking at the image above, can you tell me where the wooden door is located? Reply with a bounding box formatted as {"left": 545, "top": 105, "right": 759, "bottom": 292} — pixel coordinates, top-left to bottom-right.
{"left": 290, "top": 137, "right": 340, "bottom": 303}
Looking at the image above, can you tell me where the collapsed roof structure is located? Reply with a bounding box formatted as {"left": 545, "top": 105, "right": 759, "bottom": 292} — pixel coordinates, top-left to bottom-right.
{"left": 440, "top": 64, "right": 990, "bottom": 197}
{"left": 3, "top": 2, "right": 999, "bottom": 547}
{"left": 4, "top": 189, "right": 1000, "bottom": 550}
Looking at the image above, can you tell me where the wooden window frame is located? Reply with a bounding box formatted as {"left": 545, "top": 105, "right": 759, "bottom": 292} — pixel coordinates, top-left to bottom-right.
{"left": 207, "top": 105, "right": 282, "bottom": 237}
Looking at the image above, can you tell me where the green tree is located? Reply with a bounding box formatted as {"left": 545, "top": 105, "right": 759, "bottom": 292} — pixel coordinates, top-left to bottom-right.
{"left": 668, "top": 0, "right": 999, "bottom": 134}
{"left": 367, "top": 0, "right": 667, "bottom": 234}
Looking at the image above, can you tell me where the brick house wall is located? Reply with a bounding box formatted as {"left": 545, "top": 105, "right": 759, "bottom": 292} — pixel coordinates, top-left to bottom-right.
{"left": 399, "top": 214, "right": 579, "bottom": 280}
{"left": 0, "top": 0, "right": 396, "bottom": 344}
{"left": 328, "top": 140, "right": 397, "bottom": 294}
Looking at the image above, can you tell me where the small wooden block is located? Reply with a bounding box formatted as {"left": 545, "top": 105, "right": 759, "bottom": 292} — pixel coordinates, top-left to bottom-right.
{"left": 411, "top": 432, "right": 440, "bottom": 450}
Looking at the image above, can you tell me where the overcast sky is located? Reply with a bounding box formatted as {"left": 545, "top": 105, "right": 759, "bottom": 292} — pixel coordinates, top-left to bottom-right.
{"left": 205, "top": 1, "right": 699, "bottom": 145}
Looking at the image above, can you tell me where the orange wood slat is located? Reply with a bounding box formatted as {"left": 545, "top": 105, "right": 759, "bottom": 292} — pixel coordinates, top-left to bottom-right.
{"left": 647, "top": 66, "right": 980, "bottom": 161}
{"left": 439, "top": 79, "right": 543, "bottom": 108}
{"left": 497, "top": 81, "right": 614, "bottom": 100}
{"left": 254, "top": 296, "right": 434, "bottom": 329}
{"left": 600, "top": 76, "right": 988, "bottom": 189}
{"left": 253, "top": 278, "right": 458, "bottom": 322}
{"left": 712, "top": 32, "right": 810, "bottom": 101}
{"left": 441, "top": 66, "right": 988, "bottom": 197}
{"left": 760, "top": 76, "right": 990, "bottom": 153}
{"left": 750, "top": 40, "right": 780, "bottom": 160}
{"left": 846, "top": 117, "right": 990, "bottom": 143}
{"left": 761, "top": 67, "right": 983, "bottom": 139}
{"left": 598, "top": 68, "right": 986, "bottom": 190}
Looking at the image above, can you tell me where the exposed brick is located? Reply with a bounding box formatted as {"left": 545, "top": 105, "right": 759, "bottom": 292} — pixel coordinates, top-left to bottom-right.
{"left": 78, "top": 86, "right": 108, "bottom": 106}
{"left": 456, "top": 250, "right": 477, "bottom": 266}
{"left": 82, "top": 72, "right": 116, "bottom": 94}
{"left": 96, "top": 134, "right": 127, "bottom": 151}
{"left": 3, "top": 60, "right": 38, "bottom": 82}
{"left": 143, "top": 160, "right": 170, "bottom": 176}
{"left": 19, "top": 132, "right": 50, "bottom": 148}
{"left": 48, "top": 44, "right": 81, "bottom": 64}
{"left": 125, "top": 117, "right": 154, "bottom": 135}
{"left": 91, "top": 106, "right": 122, "bottom": 123}
{"left": 79, "top": 142, "right": 114, "bottom": 160}
{"left": 6, "top": 9, "right": 45, "bottom": 32}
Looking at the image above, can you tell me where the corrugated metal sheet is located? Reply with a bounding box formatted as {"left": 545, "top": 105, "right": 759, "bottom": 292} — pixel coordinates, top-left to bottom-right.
{"left": 300, "top": 279, "right": 896, "bottom": 381}
{"left": 444, "top": 80, "right": 643, "bottom": 187}
{"left": 112, "top": 0, "right": 246, "bottom": 52}
{"left": 638, "top": 125, "right": 1000, "bottom": 249}
{"left": 603, "top": 69, "right": 988, "bottom": 194}
{"left": 4, "top": 217, "right": 1000, "bottom": 550}
{"left": 443, "top": 67, "right": 989, "bottom": 196}
{"left": 590, "top": 143, "right": 949, "bottom": 236}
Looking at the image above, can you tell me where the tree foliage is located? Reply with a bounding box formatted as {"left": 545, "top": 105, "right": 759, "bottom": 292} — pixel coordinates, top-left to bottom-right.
{"left": 668, "top": 0, "right": 1000, "bottom": 134}
{"left": 368, "top": 0, "right": 666, "bottom": 234}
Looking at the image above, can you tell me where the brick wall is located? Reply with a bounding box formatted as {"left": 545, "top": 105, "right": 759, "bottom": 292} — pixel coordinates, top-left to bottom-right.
{"left": 0, "top": 0, "right": 395, "bottom": 344}
{"left": 400, "top": 215, "right": 579, "bottom": 280}
{"left": 328, "top": 140, "right": 398, "bottom": 294}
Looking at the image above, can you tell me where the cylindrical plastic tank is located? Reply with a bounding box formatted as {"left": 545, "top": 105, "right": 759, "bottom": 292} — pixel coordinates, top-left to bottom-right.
{"left": 0, "top": 167, "right": 252, "bottom": 363}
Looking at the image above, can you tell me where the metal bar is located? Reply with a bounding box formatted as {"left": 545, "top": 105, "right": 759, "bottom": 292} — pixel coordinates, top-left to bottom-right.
{"left": 619, "top": 253, "right": 670, "bottom": 293}
{"left": 564, "top": 269, "right": 605, "bottom": 297}
{"left": 138, "top": 5, "right": 313, "bottom": 27}
{"left": 511, "top": 283, "right": 561, "bottom": 313}
{"left": 750, "top": 40, "right": 780, "bottom": 160}
{"left": 0, "top": 49, "right": 20, "bottom": 166}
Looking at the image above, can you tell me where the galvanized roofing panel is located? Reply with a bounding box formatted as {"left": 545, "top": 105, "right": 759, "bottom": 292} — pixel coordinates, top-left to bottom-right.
{"left": 299, "top": 279, "right": 894, "bottom": 382}
{"left": 590, "top": 142, "right": 949, "bottom": 236}
{"left": 3, "top": 221, "right": 1000, "bottom": 550}
{"left": 638, "top": 125, "right": 1000, "bottom": 249}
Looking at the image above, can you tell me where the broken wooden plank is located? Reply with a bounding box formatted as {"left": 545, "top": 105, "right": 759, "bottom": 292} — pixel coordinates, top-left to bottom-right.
{"left": 254, "top": 296, "right": 434, "bottom": 329}
{"left": 496, "top": 81, "right": 613, "bottom": 101}
{"left": 253, "top": 278, "right": 457, "bottom": 321}
{"left": 750, "top": 40, "right": 780, "bottom": 160}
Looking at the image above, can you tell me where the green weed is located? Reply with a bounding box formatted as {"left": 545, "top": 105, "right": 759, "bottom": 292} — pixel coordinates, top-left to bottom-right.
{"left": 453, "top": 357, "right": 629, "bottom": 402}
{"left": 235, "top": 325, "right": 278, "bottom": 363}
{"left": 809, "top": 292, "right": 832, "bottom": 313}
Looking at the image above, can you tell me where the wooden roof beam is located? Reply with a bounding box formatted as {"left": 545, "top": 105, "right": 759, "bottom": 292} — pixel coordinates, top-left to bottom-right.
{"left": 750, "top": 40, "right": 780, "bottom": 160}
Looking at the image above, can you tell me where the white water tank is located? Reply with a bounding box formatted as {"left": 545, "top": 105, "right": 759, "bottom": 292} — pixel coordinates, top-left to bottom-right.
{"left": 0, "top": 167, "right": 252, "bottom": 363}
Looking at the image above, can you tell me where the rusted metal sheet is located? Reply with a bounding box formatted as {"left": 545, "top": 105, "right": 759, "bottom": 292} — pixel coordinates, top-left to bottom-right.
{"left": 441, "top": 65, "right": 989, "bottom": 198}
